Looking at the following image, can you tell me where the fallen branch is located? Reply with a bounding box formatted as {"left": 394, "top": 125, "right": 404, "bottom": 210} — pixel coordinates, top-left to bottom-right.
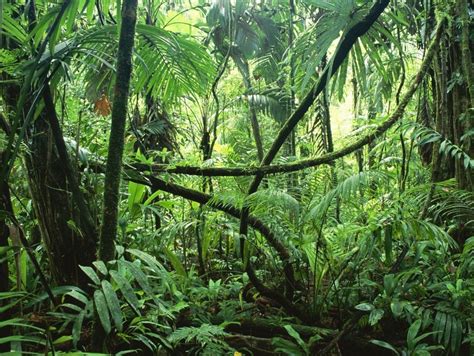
{"left": 317, "top": 312, "right": 364, "bottom": 355}
{"left": 123, "top": 19, "right": 445, "bottom": 321}
{"left": 121, "top": 10, "right": 446, "bottom": 326}
{"left": 134, "top": 14, "right": 445, "bottom": 179}
{"left": 237, "top": 0, "right": 392, "bottom": 314}
{"left": 126, "top": 172, "right": 310, "bottom": 320}
{"left": 225, "top": 318, "right": 335, "bottom": 340}
{"left": 141, "top": 176, "right": 290, "bottom": 265}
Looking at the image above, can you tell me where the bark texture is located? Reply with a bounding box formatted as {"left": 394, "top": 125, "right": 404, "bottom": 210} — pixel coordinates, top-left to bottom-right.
{"left": 25, "top": 109, "right": 97, "bottom": 286}
{"left": 99, "top": 0, "right": 138, "bottom": 261}
{"left": 429, "top": 2, "right": 473, "bottom": 191}
{"left": 0, "top": 153, "right": 12, "bottom": 352}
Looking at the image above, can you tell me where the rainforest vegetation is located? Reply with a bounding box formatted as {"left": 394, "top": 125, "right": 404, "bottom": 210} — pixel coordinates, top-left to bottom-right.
{"left": 0, "top": 0, "right": 473, "bottom": 354}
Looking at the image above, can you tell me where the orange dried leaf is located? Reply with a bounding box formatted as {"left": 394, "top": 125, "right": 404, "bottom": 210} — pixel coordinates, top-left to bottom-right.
{"left": 94, "top": 94, "right": 111, "bottom": 116}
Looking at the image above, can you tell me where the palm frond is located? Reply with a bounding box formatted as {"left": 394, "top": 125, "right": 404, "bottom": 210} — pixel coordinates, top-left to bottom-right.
{"left": 135, "top": 24, "right": 216, "bottom": 104}
{"left": 404, "top": 179, "right": 474, "bottom": 224}
{"left": 237, "top": 89, "right": 291, "bottom": 122}
{"left": 19, "top": 23, "right": 216, "bottom": 106}
{"left": 408, "top": 123, "right": 474, "bottom": 170}
{"left": 207, "top": 190, "right": 245, "bottom": 211}
{"left": 393, "top": 218, "right": 457, "bottom": 248}
{"left": 291, "top": 0, "right": 357, "bottom": 93}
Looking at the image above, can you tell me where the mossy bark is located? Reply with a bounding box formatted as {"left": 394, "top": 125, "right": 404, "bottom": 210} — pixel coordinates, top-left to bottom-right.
{"left": 25, "top": 108, "right": 97, "bottom": 286}
{"left": 99, "top": 0, "right": 138, "bottom": 262}
{"left": 430, "top": 3, "right": 473, "bottom": 191}
{"left": 457, "top": 0, "right": 473, "bottom": 191}
{"left": 239, "top": 0, "right": 391, "bottom": 270}
{"left": 0, "top": 154, "right": 11, "bottom": 352}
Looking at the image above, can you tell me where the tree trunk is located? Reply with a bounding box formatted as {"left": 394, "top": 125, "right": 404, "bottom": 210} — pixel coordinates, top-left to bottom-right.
{"left": 428, "top": 2, "right": 472, "bottom": 245}
{"left": 0, "top": 0, "right": 97, "bottom": 288}
{"left": 233, "top": 55, "right": 265, "bottom": 162}
{"left": 456, "top": 0, "right": 473, "bottom": 191}
{"left": 24, "top": 109, "right": 96, "bottom": 286}
{"left": 0, "top": 152, "right": 11, "bottom": 352}
{"left": 99, "top": 0, "right": 138, "bottom": 262}
{"left": 430, "top": 6, "right": 473, "bottom": 191}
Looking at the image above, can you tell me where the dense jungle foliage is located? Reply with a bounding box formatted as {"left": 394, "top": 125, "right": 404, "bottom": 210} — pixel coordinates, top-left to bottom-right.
{"left": 0, "top": 0, "right": 473, "bottom": 354}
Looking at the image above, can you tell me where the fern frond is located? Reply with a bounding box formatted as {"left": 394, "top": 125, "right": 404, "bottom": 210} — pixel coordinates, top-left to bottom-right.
{"left": 305, "top": 170, "right": 390, "bottom": 225}
{"left": 245, "top": 188, "right": 300, "bottom": 219}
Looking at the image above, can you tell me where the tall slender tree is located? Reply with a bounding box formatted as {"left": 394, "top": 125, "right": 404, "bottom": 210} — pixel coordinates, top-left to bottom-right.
{"left": 99, "top": 0, "right": 138, "bottom": 262}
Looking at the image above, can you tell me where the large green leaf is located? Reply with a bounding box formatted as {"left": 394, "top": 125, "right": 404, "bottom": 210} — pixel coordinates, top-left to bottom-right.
{"left": 80, "top": 265, "right": 101, "bottom": 285}
{"left": 127, "top": 181, "right": 146, "bottom": 219}
{"left": 109, "top": 270, "right": 141, "bottom": 315}
{"left": 101, "top": 280, "right": 123, "bottom": 332}
{"left": 163, "top": 247, "right": 186, "bottom": 277}
{"left": 94, "top": 290, "right": 111, "bottom": 335}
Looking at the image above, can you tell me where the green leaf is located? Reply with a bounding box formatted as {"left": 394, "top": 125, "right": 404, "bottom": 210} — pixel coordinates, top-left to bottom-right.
{"left": 369, "top": 309, "right": 384, "bottom": 326}
{"left": 284, "top": 325, "right": 309, "bottom": 354}
{"left": 65, "top": 290, "right": 89, "bottom": 305}
{"left": 128, "top": 181, "right": 146, "bottom": 219}
{"left": 434, "top": 312, "right": 446, "bottom": 343}
{"left": 443, "top": 314, "right": 452, "bottom": 349}
{"left": 135, "top": 24, "right": 215, "bottom": 104}
{"left": 94, "top": 290, "right": 111, "bottom": 335}
{"left": 0, "top": 335, "right": 46, "bottom": 345}
{"left": 127, "top": 249, "right": 165, "bottom": 274}
{"left": 369, "top": 340, "right": 399, "bottom": 355}
{"left": 72, "top": 310, "right": 85, "bottom": 348}
{"left": 121, "top": 261, "right": 161, "bottom": 307}
{"left": 163, "top": 247, "right": 186, "bottom": 277}
{"left": 355, "top": 302, "right": 374, "bottom": 312}
{"left": 66, "top": 0, "right": 80, "bottom": 34}
{"left": 53, "top": 335, "right": 73, "bottom": 345}
{"left": 0, "top": 318, "right": 44, "bottom": 331}
{"left": 383, "top": 274, "right": 397, "bottom": 296}
{"left": 93, "top": 261, "right": 109, "bottom": 276}
{"left": 86, "top": 0, "right": 94, "bottom": 21}
{"left": 101, "top": 280, "right": 123, "bottom": 332}
{"left": 80, "top": 265, "right": 101, "bottom": 285}
{"left": 390, "top": 300, "right": 404, "bottom": 317}
{"left": 110, "top": 270, "right": 141, "bottom": 315}
{"left": 143, "top": 189, "right": 162, "bottom": 207}
{"left": 451, "top": 318, "right": 462, "bottom": 354}
{"left": 407, "top": 319, "right": 421, "bottom": 350}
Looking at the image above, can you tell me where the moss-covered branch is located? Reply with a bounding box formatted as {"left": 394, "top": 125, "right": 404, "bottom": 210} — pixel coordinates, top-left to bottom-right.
{"left": 134, "top": 17, "right": 444, "bottom": 180}
{"left": 125, "top": 174, "right": 307, "bottom": 321}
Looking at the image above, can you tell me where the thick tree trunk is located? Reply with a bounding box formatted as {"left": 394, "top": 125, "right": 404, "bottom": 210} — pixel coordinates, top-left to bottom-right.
{"left": 2, "top": 80, "right": 96, "bottom": 289}
{"left": 99, "top": 0, "right": 138, "bottom": 262}
{"left": 25, "top": 111, "right": 96, "bottom": 286}
{"left": 0, "top": 153, "right": 11, "bottom": 352}
{"left": 1, "top": 0, "right": 97, "bottom": 288}
{"left": 456, "top": 0, "right": 473, "bottom": 191}
{"left": 430, "top": 5, "right": 473, "bottom": 191}
{"left": 427, "top": 3, "right": 472, "bottom": 246}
